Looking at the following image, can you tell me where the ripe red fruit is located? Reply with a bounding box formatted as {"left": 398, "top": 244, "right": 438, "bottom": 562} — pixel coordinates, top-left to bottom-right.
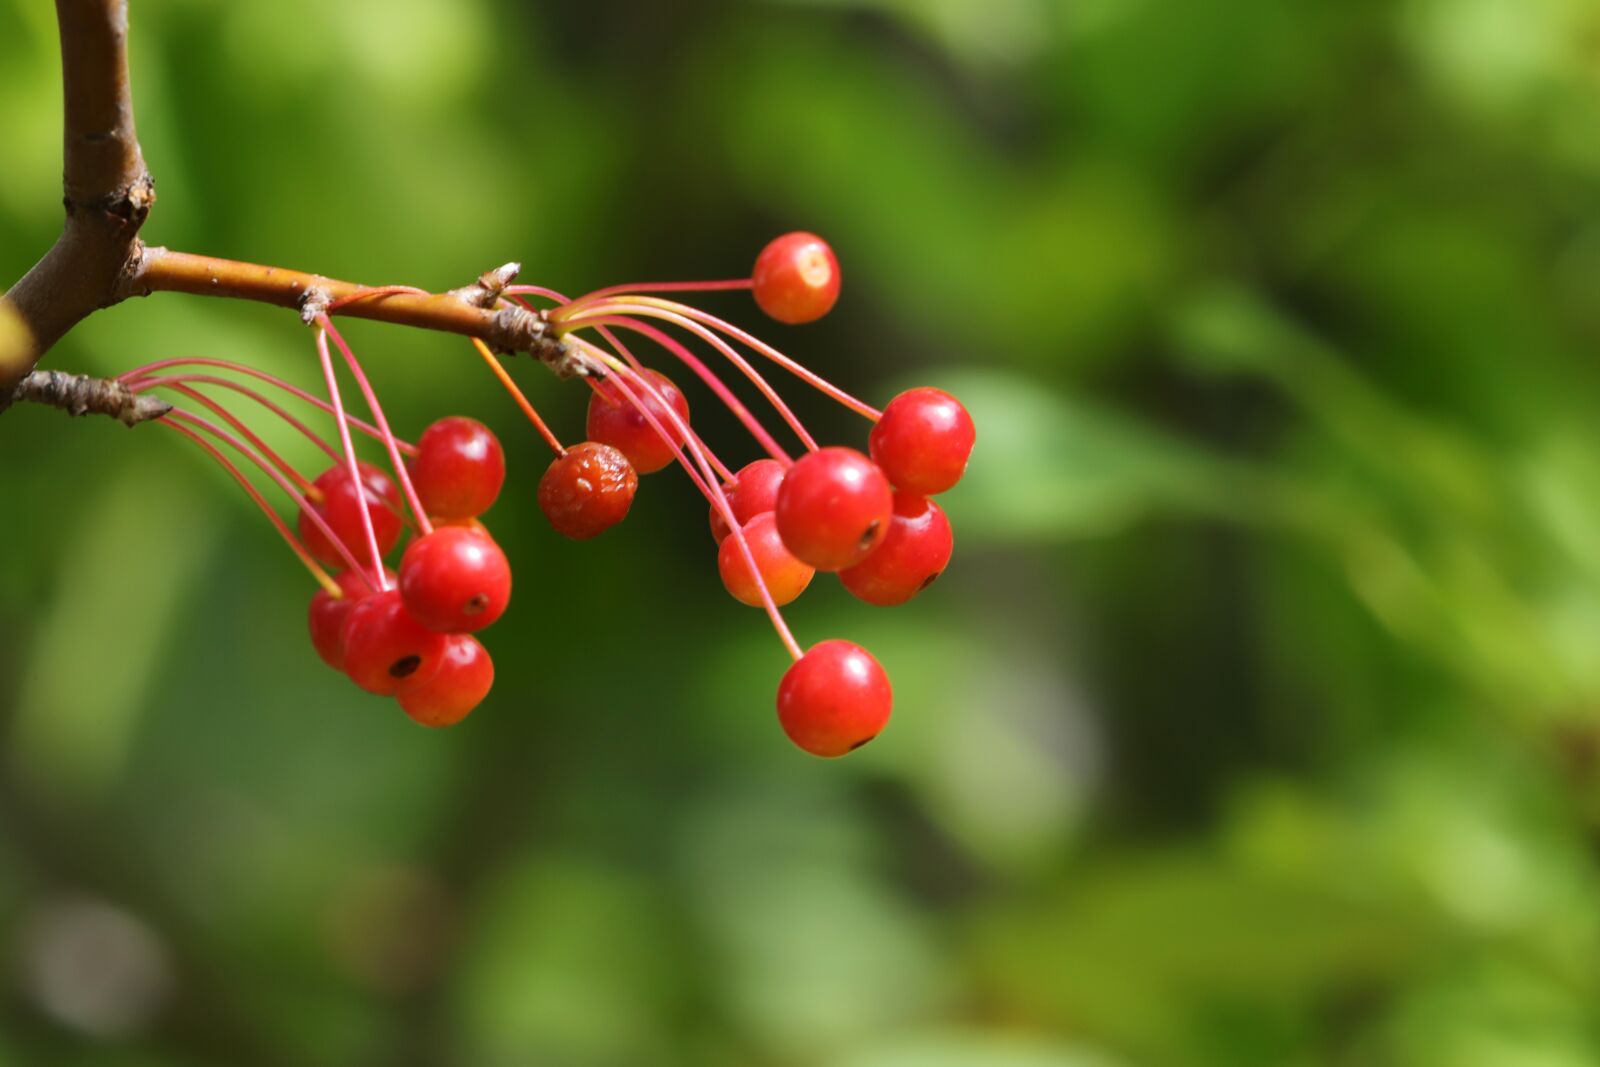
{"left": 398, "top": 526, "right": 512, "bottom": 633}
{"left": 398, "top": 634, "right": 494, "bottom": 727}
{"left": 718, "top": 512, "right": 814, "bottom": 607}
{"left": 774, "top": 447, "right": 893, "bottom": 571}
{"left": 410, "top": 416, "right": 505, "bottom": 520}
{"left": 585, "top": 368, "right": 689, "bottom": 475}
{"left": 752, "top": 232, "right": 840, "bottom": 325}
{"left": 341, "top": 589, "right": 450, "bottom": 695}
{"left": 868, "top": 387, "right": 976, "bottom": 496}
{"left": 538, "top": 442, "right": 638, "bottom": 540}
{"left": 840, "top": 493, "right": 953, "bottom": 606}
{"left": 709, "top": 458, "right": 787, "bottom": 543}
{"left": 307, "top": 567, "right": 395, "bottom": 671}
{"left": 776, "top": 640, "right": 892, "bottom": 757}
{"left": 298, "top": 461, "right": 404, "bottom": 571}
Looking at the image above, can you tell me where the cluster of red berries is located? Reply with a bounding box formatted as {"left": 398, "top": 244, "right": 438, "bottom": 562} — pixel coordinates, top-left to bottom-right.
{"left": 303, "top": 416, "right": 510, "bottom": 726}
{"left": 133, "top": 231, "right": 973, "bottom": 756}
{"left": 513, "top": 233, "right": 975, "bottom": 756}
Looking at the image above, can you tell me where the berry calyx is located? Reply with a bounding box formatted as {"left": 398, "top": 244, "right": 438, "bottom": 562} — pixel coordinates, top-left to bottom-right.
{"left": 752, "top": 232, "right": 840, "bottom": 325}
{"left": 585, "top": 368, "right": 690, "bottom": 475}
{"left": 341, "top": 589, "right": 450, "bottom": 695}
{"left": 709, "top": 458, "right": 787, "bottom": 543}
{"left": 298, "top": 461, "right": 404, "bottom": 571}
{"left": 410, "top": 416, "right": 505, "bottom": 520}
{"left": 718, "top": 512, "right": 814, "bottom": 607}
{"left": 397, "top": 634, "right": 495, "bottom": 727}
{"left": 774, "top": 447, "right": 893, "bottom": 571}
{"left": 868, "top": 387, "right": 976, "bottom": 496}
{"left": 307, "top": 567, "right": 395, "bottom": 671}
{"left": 776, "top": 640, "right": 892, "bottom": 757}
{"left": 538, "top": 442, "right": 638, "bottom": 540}
{"left": 398, "top": 526, "right": 512, "bottom": 633}
{"left": 839, "top": 493, "right": 953, "bottom": 606}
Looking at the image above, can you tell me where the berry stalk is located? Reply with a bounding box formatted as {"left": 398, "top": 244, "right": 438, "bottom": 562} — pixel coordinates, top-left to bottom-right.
{"left": 315, "top": 326, "right": 392, "bottom": 586}
{"left": 160, "top": 419, "right": 342, "bottom": 597}
{"left": 560, "top": 307, "right": 821, "bottom": 452}
{"left": 317, "top": 315, "right": 434, "bottom": 537}
{"left": 121, "top": 357, "right": 417, "bottom": 455}
{"left": 573, "top": 341, "right": 803, "bottom": 661}
{"left": 164, "top": 406, "right": 373, "bottom": 584}
{"left": 469, "top": 337, "right": 566, "bottom": 457}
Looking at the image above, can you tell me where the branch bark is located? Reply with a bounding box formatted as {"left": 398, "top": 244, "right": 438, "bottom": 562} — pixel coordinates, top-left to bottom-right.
{"left": 1, "top": 1, "right": 570, "bottom": 417}
{"left": 12, "top": 368, "right": 171, "bottom": 426}
{"left": 126, "top": 249, "right": 565, "bottom": 362}
{"left": 2, "top": 0, "right": 153, "bottom": 399}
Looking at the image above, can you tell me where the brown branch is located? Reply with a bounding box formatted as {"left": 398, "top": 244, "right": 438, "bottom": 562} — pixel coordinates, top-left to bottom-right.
{"left": 12, "top": 368, "right": 171, "bottom": 426}
{"left": 126, "top": 249, "right": 568, "bottom": 363}
{"left": 1, "top": 2, "right": 568, "bottom": 416}
{"left": 2, "top": 0, "right": 153, "bottom": 399}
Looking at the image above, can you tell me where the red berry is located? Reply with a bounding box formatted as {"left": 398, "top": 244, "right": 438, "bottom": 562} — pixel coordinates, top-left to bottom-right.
{"left": 709, "top": 458, "right": 787, "bottom": 543}
{"left": 538, "top": 442, "right": 638, "bottom": 540}
{"left": 773, "top": 447, "right": 893, "bottom": 571}
{"left": 752, "top": 232, "right": 840, "bottom": 325}
{"left": 341, "top": 589, "right": 450, "bottom": 695}
{"left": 585, "top": 368, "right": 689, "bottom": 475}
{"left": 397, "top": 634, "right": 494, "bottom": 727}
{"left": 868, "top": 387, "right": 975, "bottom": 495}
{"left": 776, "top": 640, "right": 892, "bottom": 757}
{"left": 398, "top": 526, "right": 512, "bottom": 633}
{"left": 298, "top": 462, "right": 405, "bottom": 571}
{"left": 307, "top": 567, "right": 394, "bottom": 671}
{"left": 718, "top": 512, "right": 814, "bottom": 607}
{"left": 840, "top": 493, "right": 953, "bottom": 606}
{"left": 410, "top": 416, "right": 505, "bottom": 520}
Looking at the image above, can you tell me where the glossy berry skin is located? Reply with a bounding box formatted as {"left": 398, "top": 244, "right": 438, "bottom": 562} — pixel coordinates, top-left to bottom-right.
{"left": 307, "top": 567, "right": 394, "bottom": 671}
{"left": 399, "top": 526, "right": 512, "bottom": 633}
{"left": 585, "top": 368, "right": 689, "bottom": 475}
{"left": 538, "top": 442, "right": 638, "bottom": 540}
{"left": 298, "top": 462, "right": 404, "bottom": 571}
{"left": 868, "top": 387, "right": 976, "bottom": 496}
{"left": 341, "top": 589, "right": 449, "bottom": 695}
{"left": 398, "top": 634, "right": 494, "bottom": 727}
{"left": 752, "top": 232, "right": 840, "bottom": 325}
{"left": 774, "top": 447, "right": 893, "bottom": 572}
{"left": 776, "top": 640, "right": 892, "bottom": 757}
{"left": 709, "top": 458, "right": 787, "bottom": 544}
{"left": 718, "top": 512, "right": 814, "bottom": 607}
{"left": 840, "top": 493, "right": 953, "bottom": 606}
{"left": 411, "top": 416, "right": 505, "bottom": 520}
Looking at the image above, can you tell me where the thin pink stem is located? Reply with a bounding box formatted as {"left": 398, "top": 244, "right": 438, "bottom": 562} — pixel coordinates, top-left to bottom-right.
{"left": 159, "top": 419, "right": 341, "bottom": 597}
{"left": 327, "top": 285, "right": 432, "bottom": 312}
{"left": 566, "top": 297, "right": 882, "bottom": 421}
{"left": 140, "top": 381, "right": 317, "bottom": 490}
{"left": 317, "top": 315, "right": 434, "bottom": 538}
{"left": 571, "top": 335, "right": 737, "bottom": 485}
{"left": 602, "top": 316, "right": 790, "bottom": 466}
{"left": 569, "top": 340, "right": 716, "bottom": 502}
{"left": 556, "top": 279, "right": 753, "bottom": 316}
{"left": 315, "top": 327, "right": 391, "bottom": 587}
{"left": 569, "top": 341, "right": 803, "bottom": 662}
{"left": 166, "top": 407, "right": 374, "bottom": 585}
{"left": 120, "top": 357, "right": 416, "bottom": 455}
{"left": 560, "top": 308, "right": 821, "bottom": 453}
{"left": 132, "top": 374, "right": 342, "bottom": 463}
{"left": 503, "top": 285, "right": 570, "bottom": 305}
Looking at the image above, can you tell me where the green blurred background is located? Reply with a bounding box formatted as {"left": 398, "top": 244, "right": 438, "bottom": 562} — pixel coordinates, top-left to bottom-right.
{"left": 5, "top": 0, "right": 1600, "bottom": 1064}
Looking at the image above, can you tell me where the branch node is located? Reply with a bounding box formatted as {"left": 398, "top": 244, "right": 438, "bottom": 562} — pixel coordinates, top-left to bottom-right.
{"left": 301, "top": 287, "right": 333, "bottom": 325}
{"left": 452, "top": 263, "right": 522, "bottom": 309}
{"left": 14, "top": 369, "right": 172, "bottom": 427}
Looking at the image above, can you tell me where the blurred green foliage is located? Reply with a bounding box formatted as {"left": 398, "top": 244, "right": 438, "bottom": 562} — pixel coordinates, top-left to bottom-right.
{"left": 4, "top": 0, "right": 1600, "bottom": 1064}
